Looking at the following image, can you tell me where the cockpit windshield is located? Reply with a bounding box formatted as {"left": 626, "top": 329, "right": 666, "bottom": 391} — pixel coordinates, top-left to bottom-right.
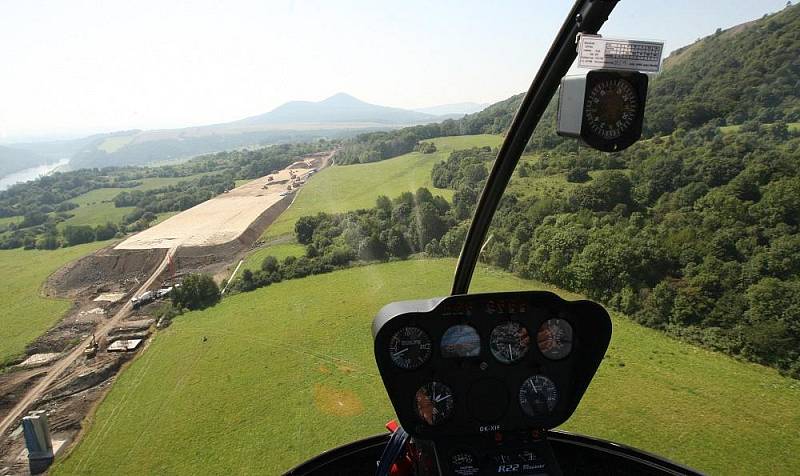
{"left": 0, "top": 1, "right": 798, "bottom": 475}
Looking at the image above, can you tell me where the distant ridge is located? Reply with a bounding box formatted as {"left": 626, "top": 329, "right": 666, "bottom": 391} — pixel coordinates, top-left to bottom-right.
{"left": 234, "top": 92, "right": 439, "bottom": 125}
{"left": 414, "top": 102, "right": 488, "bottom": 116}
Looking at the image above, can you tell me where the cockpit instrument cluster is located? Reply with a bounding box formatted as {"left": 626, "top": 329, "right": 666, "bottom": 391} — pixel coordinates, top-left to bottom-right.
{"left": 373, "top": 291, "right": 611, "bottom": 475}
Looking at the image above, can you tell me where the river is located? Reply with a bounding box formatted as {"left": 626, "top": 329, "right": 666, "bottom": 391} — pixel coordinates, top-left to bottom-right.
{"left": 0, "top": 158, "right": 69, "bottom": 191}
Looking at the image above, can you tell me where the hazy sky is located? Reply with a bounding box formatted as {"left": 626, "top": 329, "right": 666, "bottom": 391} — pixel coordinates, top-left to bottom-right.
{"left": 0, "top": 0, "right": 790, "bottom": 142}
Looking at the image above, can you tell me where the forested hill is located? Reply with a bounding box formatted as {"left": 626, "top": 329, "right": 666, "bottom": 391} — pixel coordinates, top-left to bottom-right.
{"left": 646, "top": 3, "right": 800, "bottom": 135}
{"left": 336, "top": 4, "right": 799, "bottom": 164}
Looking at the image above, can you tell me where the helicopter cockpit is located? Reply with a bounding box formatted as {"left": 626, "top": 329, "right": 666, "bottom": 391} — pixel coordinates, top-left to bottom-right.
{"left": 287, "top": 0, "right": 705, "bottom": 474}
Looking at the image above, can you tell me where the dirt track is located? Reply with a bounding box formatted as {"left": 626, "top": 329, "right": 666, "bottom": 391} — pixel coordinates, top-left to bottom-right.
{"left": 0, "top": 248, "right": 175, "bottom": 439}
{"left": 0, "top": 150, "right": 335, "bottom": 467}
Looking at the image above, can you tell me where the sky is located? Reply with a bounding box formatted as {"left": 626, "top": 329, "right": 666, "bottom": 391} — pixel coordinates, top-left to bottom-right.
{"left": 0, "top": 0, "right": 791, "bottom": 143}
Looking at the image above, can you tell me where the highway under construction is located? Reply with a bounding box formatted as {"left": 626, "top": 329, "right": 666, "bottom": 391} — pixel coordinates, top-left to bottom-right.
{"left": 0, "top": 150, "right": 333, "bottom": 474}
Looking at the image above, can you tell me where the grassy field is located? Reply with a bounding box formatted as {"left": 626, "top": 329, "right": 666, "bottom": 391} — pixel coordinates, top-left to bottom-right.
{"left": 55, "top": 173, "right": 215, "bottom": 229}
{"left": 0, "top": 241, "right": 111, "bottom": 365}
{"left": 719, "top": 121, "right": 800, "bottom": 134}
{"left": 0, "top": 215, "right": 22, "bottom": 227}
{"left": 57, "top": 189, "right": 135, "bottom": 230}
{"left": 97, "top": 134, "right": 136, "bottom": 153}
{"left": 54, "top": 259, "right": 800, "bottom": 475}
{"left": 261, "top": 134, "right": 503, "bottom": 240}
{"left": 241, "top": 241, "right": 306, "bottom": 274}
{"left": 507, "top": 167, "right": 628, "bottom": 200}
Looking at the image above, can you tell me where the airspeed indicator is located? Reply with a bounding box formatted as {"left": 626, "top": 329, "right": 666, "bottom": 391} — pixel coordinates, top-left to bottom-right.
{"left": 389, "top": 326, "right": 432, "bottom": 369}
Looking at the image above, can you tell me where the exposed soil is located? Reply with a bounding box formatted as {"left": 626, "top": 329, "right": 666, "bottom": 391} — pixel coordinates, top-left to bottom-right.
{"left": 115, "top": 152, "right": 330, "bottom": 251}
{"left": 46, "top": 247, "right": 166, "bottom": 299}
{"left": 0, "top": 151, "right": 333, "bottom": 474}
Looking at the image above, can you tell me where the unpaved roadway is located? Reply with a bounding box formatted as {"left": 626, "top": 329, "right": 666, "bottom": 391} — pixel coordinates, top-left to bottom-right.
{"left": 0, "top": 248, "right": 176, "bottom": 438}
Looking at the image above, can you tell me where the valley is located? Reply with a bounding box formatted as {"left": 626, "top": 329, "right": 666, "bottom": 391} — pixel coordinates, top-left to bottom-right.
{"left": 0, "top": 3, "right": 798, "bottom": 475}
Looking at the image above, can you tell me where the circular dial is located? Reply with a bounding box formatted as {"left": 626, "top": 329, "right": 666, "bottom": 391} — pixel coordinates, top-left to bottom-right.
{"left": 415, "top": 381, "right": 455, "bottom": 426}
{"left": 584, "top": 78, "right": 639, "bottom": 140}
{"left": 389, "top": 326, "right": 432, "bottom": 369}
{"left": 537, "top": 318, "right": 574, "bottom": 360}
{"left": 519, "top": 375, "right": 559, "bottom": 417}
{"left": 489, "top": 321, "right": 530, "bottom": 364}
{"left": 441, "top": 324, "right": 481, "bottom": 358}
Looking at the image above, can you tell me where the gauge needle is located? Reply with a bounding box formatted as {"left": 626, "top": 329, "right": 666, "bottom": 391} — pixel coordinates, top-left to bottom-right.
{"left": 434, "top": 394, "right": 452, "bottom": 403}
{"left": 508, "top": 344, "right": 513, "bottom": 360}
{"left": 391, "top": 348, "right": 409, "bottom": 357}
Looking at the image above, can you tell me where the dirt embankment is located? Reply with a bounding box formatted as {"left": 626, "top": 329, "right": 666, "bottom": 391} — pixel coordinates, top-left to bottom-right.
{"left": 46, "top": 247, "right": 166, "bottom": 298}
{"left": 176, "top": 193, "right": 294, "bottom": 260}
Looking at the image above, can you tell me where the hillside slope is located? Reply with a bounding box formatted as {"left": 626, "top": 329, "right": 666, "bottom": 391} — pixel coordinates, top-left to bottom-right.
{"left": 646, "top": 4, "right": 800, "bottom": 135}
{"left": 337, "top": 4, "right": 800, "bottom": 161}
{"left": 52, "top": 95, "right": 441, "bottom": 170}
{"left": 52, "top": 260, "right": 800, "bottom": 475}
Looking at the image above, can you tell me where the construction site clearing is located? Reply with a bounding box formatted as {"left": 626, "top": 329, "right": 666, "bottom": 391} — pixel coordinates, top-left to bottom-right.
{"left": 0, "top": 150, "right": 333, "bottom": 475}
{"left": 115, "top": 156, "right": 320, "bottom": 251}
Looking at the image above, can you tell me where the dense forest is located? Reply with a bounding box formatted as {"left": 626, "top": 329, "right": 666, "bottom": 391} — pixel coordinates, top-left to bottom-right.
{"left": 0, "top": 143, "right": 322, "bottom": 249}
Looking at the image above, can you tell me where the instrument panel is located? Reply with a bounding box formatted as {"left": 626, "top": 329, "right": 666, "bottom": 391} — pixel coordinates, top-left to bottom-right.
{"left": 373, "top": 291, "right": 611, "bottom": 441}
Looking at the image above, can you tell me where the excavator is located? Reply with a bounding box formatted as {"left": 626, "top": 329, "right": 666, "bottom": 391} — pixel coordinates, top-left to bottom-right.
{"left": 286, "top": 1, "right": 704, "bottom": 474}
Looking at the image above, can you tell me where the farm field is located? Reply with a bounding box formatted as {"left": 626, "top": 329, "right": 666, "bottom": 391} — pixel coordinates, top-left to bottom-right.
{"left": 97, "top": 134, "right": 136, "bottom": 153}
{"left": 57, "top": 188, "right": 135, "bottom": 231}
{"left": 0, "top": 241, "right": 111, "bottom": 365}
{"left": 241, "top": 241, "right": 305, "bottom": 274}
{"left": 261, "top": 134, "right": 502, "bottom": 239}
{"left": 55, "top": 173, "right": 216, "bottom": 230}
{"left": 54, "top": 259, "right": 800, "bottom": 475}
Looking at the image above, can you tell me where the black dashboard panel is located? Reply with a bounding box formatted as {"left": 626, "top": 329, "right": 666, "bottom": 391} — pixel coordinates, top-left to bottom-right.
{"left": 372, "top": 291, "right": 612, "bottom": 441}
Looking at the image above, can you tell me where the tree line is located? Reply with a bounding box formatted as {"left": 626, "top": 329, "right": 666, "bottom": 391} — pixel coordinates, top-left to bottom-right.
{"left": 236, "top": 122, "right": 800, "bottom": 378}
{"left": 0, "top": 143, "right": 324, "bottom": 250}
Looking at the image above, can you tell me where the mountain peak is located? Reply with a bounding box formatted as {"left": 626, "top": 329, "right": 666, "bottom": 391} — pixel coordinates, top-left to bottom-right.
{"left": 236, "top": 93, "right": 437, "bottom": 126}
{"left": 321, "top": 92, "right": 363, "bottom": 104}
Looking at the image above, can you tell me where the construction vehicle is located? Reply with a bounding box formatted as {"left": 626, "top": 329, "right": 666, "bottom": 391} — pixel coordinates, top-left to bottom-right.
{"left": 131, "top": 290, "right": 155, "bottom": 309}
{"left": 83, "top": 335, "right": 98, "bottom": 358}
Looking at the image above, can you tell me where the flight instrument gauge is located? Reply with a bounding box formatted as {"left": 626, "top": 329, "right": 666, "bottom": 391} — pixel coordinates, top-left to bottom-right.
{"left": 584, "top": 77, "right": 638, "bottom": 140}
{"left": 557, "top": 70, "right": 648, "bottom": 152}
{"left": 415, "top": 381, "right": 455, "bottom": 426}
{"left": 537, "top": 318, "right": 573, "bottom": 360}
{"left": 519, "top": 375, "right": 559, "bottom": 417}
{"left": 389, "top": 326, "right": 432, "bottom": 369}
{"left": 490, "top": 321, "right": 530, "bottom": 364}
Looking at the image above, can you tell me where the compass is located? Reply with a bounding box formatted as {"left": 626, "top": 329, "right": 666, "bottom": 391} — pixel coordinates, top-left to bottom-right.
{"left": 557, "top": 69, "right": 648, "bottom": 152}
{"left": 580, "top": 70, "right": 647, "bottom": 151}
{"left": 585, "top": 78, "right": 638, "bottom": 140}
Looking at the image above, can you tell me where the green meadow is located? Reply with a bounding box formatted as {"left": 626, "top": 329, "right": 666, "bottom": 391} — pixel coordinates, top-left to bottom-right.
{"left": 54, "top": 259, "right": 800, "bottom": 475}
{"left": 261, "top": 134, "right": 502, "bottom": 240}
{"left": 56, "top": 173, "right": 213, "bottom": 230}
{"left": 0, "top": 241, "right": 111, "bottom": 365}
